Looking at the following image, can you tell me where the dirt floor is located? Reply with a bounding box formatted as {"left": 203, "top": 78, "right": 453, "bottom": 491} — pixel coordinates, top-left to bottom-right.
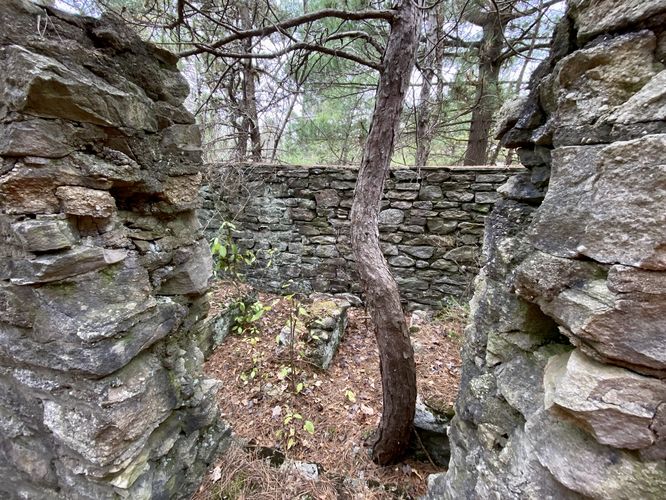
{"left": 194, "top": 281, "right": 466, "bottom": 499}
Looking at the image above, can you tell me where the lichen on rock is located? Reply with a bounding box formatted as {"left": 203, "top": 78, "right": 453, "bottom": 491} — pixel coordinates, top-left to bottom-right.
{"left": 427, "top": 1, "right": 666, "bottom": 498}
{"left": 0, "top": 1, "right": 229, "bottom": 498}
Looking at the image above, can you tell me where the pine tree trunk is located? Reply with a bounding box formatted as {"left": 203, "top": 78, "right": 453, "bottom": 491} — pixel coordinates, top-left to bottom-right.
{"left": 463, "top": 17, "right": 503, "bottom": 166}
{"left": 240, "top": 3, "right": 262, "bottom": 161}
{"left": 350, "top": 0, "right": 420, "bottom": 466}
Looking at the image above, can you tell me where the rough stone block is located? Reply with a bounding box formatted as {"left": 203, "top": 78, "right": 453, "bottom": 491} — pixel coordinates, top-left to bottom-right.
{"left": 515, "top": 251, "right": 666, "bottom": 375}
{"left": 389, "top": 255, "right": 415, "bottom": 267}
{"left": 570, "top": 0, "right": 666, "bottom": 42}
{"left": 42, "top": 354, "right": 177, "bottom": 468}
{"left": 399, "top": 245, "right": 435, "bottom": 259}
{"left": 544, "top": 349, "right": 666, "bottom": 450}
{"left": 443, "top": 246, "right": 479, "bottom": 264}
{"left": 607, "top": 70, "right": 666, "bottom": 126}
{"left": 419, "top": 185, "right": 443, "bottom": 200}
{"left": 0, "top": 45, "right": 157, "bottom": 131}
{"left": 157, "top": 239, "right": 213, "bottom": 295}
{"left": 163, "top": 173, "right": 203, "bottom": 207}
{"left": 56, "top": 186, "right": 117, "bottom": 218}
{"left": 551, "top": 30, "right": 658, "bottom": 145}
{"left": 314, "top": 188, "right": 340, "bottom": 208}
{"left": 426, "top": 219, "right": 457, "bottom": 234}
{"left": 497, "top": 173, "right": 545, "bottom": 202}
{"left": 11, "top": 217, "right": 77, "bottom": 252}
{"left": 387, "top": 190, "right": 418, "bottom": 201}
{"left": 475, "top": 192, "right": 501, "bottom": 204}
{"left": 529, "top": 136, "right": 666, "bottom": 270}
{"left": 9, "top": 246, "right": 127, "bottom": 285}
{"left": 378, "top": 208, "right": 405, "bottom": 225}
{"left": 527, "top": 409, "right": 666, "bottom": 499}
{"left": 0, "top": 119, "right": 72, "bottom": 158}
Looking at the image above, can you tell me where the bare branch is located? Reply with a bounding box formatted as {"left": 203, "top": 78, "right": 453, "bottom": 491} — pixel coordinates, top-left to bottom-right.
{"left": 324, "top": 30, "right": 384, "bottom": 55}
{"left": 179, "top": 8, "right": 395, "bottom": 58}
{"left": 194, "top": 41, "right": 382, "bottom": 71}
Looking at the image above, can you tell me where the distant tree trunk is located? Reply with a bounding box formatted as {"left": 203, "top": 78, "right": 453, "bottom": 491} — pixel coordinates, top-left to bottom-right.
{"left": 241, "top": 57, "right": 262, "bottom": 160}
{"left": 415, "top": 6, "right": 444, "bottom": 167}
{"left": 270, "top": 90, "right": 299, "bottom": 162}
{"left": 463, "top": 12, "right": 503, "bottom": 165}
{"left": 228, "top": 74, "right": 248, "bottom": 160}
{"left": 415, "top": 67, "right": 434, "bottom": 167}
{"left": 350, "top": 0, "right": 419, "bottom": 466}
{"left": 240, "top": 3, "right": 262, "bottom": 161}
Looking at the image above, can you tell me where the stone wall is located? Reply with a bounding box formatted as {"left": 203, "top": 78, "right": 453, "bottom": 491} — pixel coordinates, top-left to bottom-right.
{"left": 201, "top": 164, "right": 522, "bottom": 307}
{"left": 0, "top": 1, "right": 227, "bottom": 498}
{"left": 427, "top": 0, "right": 666, "bottom": 498}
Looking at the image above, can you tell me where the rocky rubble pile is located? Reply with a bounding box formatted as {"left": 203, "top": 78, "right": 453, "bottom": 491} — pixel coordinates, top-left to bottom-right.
{"left": 0, "top": 1, "right": 228, "bottom": 498}
{"left": 427, "top": 0, "right": 666, "bottom": 498}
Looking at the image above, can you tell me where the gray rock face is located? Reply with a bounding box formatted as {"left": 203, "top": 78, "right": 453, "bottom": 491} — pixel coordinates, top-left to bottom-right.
{"left": 570, "top": 0, "right": 666, "bottom": 42}
{"left": 529, "top": 136, "right": 666, "bottom": 269}
{"left": 9, "top": 246, "right": 128, "bottom": 285}
{"left": 527, "top": 408, "right": 666, "bottom": 499}
{"left": 11, "top": 218, "right": 78, "bottom": 252}
{"left": 0, "top": 2, "right": 227, "bottom": 499}
{"left": 0, "top": 119, "right": 73, "bottom": 158}
{"left": 279, "top": 295, "right": 351, "bottom": 370}
{"left": 515, "top": 251, "right": 666, "bottom": 375}
{"left": 157, "top": 239, "right": 213, "bottom": 295}
{"left": 544, "top": 349, "right": 666, "bottom": 452}
{"left": 550, "top": 30, "right": 658, "bottom": 146}
{"left": 429, "top": 2, "right": 666, "bottom": 498}
{"left": 409, "top": 400, "right": 451, "bottom": 466}
{"left": 607, "top": 69, "right": 666, "bottom": 125}
{"left": 0, "top": 44, "right": 157, "bottom": 131}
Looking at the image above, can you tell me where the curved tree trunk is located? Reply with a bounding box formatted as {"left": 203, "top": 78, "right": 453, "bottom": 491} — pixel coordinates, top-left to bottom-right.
{"left": 350, "top": 0, "right": 420, "bottom": 466}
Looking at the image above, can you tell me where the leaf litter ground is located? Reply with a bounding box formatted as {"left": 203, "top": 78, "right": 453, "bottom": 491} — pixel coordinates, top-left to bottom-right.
{"left": 194, "top": 281, "right": 465, "bottom": 499}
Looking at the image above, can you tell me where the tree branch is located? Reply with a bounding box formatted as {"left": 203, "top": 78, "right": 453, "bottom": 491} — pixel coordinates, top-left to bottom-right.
{"left": 193, "top": 42, "right": 382, "bottom": 71}
{"left": 179, "top": 8, "right": 395, "bottom": 57}
{"left": 163, "top": 0, "right": 185, "bottom": 29}
{"left": 325, "top": 30, "right": 385, "bottom": 55}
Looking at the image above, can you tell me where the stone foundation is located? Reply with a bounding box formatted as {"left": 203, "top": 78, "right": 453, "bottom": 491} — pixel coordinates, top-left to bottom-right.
{"left": 0, "top": 1, "right": 228, "bottom": 498}
{"left": 201, "top": 164, "right": 522, "bottom": 307}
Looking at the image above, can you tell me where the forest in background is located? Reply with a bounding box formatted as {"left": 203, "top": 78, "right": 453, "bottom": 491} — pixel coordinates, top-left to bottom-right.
{"left": 50, "top": 0, "right": 563, "bottom": 166}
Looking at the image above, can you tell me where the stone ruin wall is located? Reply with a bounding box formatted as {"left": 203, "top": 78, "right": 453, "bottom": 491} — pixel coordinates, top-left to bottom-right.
{"left": 0, "top": 1, "right": 228, "bottom": 498}
{"left": 201, "top": 164, "right": 522, "bottom": 307}
{"left": 427, "top": 0, "right": 666, "bottom": 498}
{"left": 2, "top": 0, "right": 665, "bottom": 499}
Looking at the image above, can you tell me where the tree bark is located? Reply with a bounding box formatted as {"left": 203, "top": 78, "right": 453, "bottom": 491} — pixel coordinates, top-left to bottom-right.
{"left": 415, "top": 66, "right": 434, "bottom": 167}
{"left": 415, "top": 5, "right": 445, "bottom": 167}
{"left": 463, "top": 14, "right": 503, "bottom": 165}
{"left": 350, "top": 0, "right": 420, "bottom": 466}
{"left": 239, "top": 3, "right": 262, "bottom": 161}
{"left": 241, "top": 56, "right": 262, "bottom": 160}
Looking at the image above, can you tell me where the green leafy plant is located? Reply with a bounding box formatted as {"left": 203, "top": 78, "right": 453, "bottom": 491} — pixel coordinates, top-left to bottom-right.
{"left": 344, "top": 389, "right": 357, "bottom": 403}
{"left": 233, "top": 300, "right": 270, "bottom": 336}
{"left": 275, "top": 407, "right": 316, "bottom": 451}
{"left": 279, "top": 283, "right": 313, "bottom": 394}
{"left": 210, "top": 220, "right": 256, "bottom": 280}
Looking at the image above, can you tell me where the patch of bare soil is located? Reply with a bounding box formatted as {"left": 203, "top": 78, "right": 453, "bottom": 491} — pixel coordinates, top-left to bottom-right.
{"left": 194, "top": 282, "right": 465, "bottom": 499}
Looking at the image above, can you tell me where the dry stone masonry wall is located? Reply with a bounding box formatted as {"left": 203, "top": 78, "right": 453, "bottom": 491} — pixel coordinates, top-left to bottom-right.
{"left": 201, "top": 164, "right": 522, "bottom": 307}
{"left": 0, "top": 1, "right": 228, "bottom": 498}
{"left": 427, "top": 0, "right": 666, "bottom": 498}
